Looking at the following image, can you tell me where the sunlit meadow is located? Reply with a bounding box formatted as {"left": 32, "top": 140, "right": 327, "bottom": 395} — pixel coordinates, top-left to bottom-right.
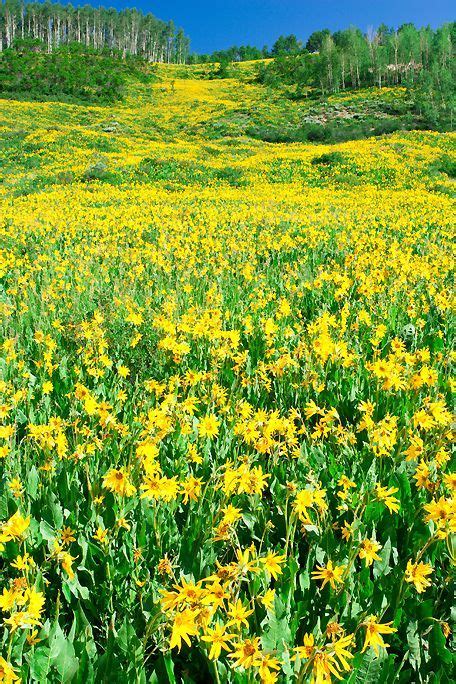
{"left": 0, "top": 62, "right": 455, "bottom": 682}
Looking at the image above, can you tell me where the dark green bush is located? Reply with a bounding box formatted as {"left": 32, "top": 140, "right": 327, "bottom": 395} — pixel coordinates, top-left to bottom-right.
{"left": 0, "top": 39, "right": 154, "bottom": 104}
{"left": 430, "top": 155, "right": 456, "bottom": 179}
{"left": 214, "top": 166, "right": 246, "bottom": 186}
{"left": 82, "top": 160, "right": 110, "bottom": 182}
{"left": 311, "top": 151, "right": 345, "bottom": 166}
{"left": 305, "top": 125, "right": 328, "bottom": 142}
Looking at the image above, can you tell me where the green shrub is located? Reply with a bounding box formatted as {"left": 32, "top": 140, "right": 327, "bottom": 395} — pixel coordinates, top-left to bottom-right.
{"left": 0, "top": 39, "right": 155, "bottom": 104}
{"left": 311, "top": 151, "right": 345, "bottom": 166}
{"left": 82, "top": 160, "right": 110, "bottom": 182}
{"left": 214, "top": 166, "right": 246, "bottom": 186}
{"left": 305, "top": 125, "right": 328, "bottom": 142}
{"left": 430, "top": 155, "right": 456, "bottom": 179}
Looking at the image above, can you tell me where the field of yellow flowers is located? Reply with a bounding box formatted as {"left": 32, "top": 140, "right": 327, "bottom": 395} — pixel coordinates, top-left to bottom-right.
{"left": 0, "top": 64, "right": 455, "bottom": 683}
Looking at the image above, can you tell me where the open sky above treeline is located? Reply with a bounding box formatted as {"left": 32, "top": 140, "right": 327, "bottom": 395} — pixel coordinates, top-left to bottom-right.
{"left": 68, "top": 0, "right": 455, "bottom": 53}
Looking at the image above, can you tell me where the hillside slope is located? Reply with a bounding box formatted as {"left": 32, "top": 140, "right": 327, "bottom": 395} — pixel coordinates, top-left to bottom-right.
{"left": 1, "top": 63, "right": 454, "bottom": 198}
{"left": 0, "top": 65, "right": 455, "bottom": 683}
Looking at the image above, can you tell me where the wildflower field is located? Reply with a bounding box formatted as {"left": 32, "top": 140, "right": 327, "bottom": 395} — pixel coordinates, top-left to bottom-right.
{"left": 0, "top": 63, "right": 455, "bottom": 683}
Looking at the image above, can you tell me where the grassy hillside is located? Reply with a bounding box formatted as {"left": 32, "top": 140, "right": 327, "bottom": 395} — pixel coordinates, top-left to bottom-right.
{"left": 0, "top": 64, "right": 455, "bottom": 683}
{"left": 0, "top": 42, "right": 154, "bottom": 105}
{"left": 1, "top": 63, "right": 454, "bottom": 198}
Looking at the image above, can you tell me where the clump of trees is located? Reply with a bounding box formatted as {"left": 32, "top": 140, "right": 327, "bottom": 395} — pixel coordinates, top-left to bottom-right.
{"left": 0, "top": 38, "right": 154, "bottom": 103}
{"left": 189, "top": 35, "right": 304, "bottom": 64}
{"left": 0, "top": 0, "right": 190, "bottom": 63}
{"left": 257, "top": 23, "right": 455, "bottom": 128}
{"left": 258, "top": 24, "right": 455, "bottom": 92}
{"left": 189, "top": 44, "right": 268, "bottom": 64}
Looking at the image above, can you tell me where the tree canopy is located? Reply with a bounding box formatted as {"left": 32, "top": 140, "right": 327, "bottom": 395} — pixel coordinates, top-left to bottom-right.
{"left": 0, "top": 0, "right": 190, "bottom": 62}
{"left": 256, "top": 22, "right": 455, "bottom": 128}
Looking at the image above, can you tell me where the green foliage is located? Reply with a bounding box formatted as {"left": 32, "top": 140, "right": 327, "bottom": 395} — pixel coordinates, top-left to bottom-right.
{"left": 82, "top": 159, "right": 111, "bottom": 183}
{"left": 0, "top": 1, "right": 190, "bottom": 63}
{"left": 271, "top": 34, "right": 304, "bottom": 56}
{"left": 257, "top": 55, "right": 314, "bottom": 89}
{"left": 430, "top": 155, "right": 456, "bottom": 179}
{"left": 246, "top": 116, "right": 417, "bottom": 145}
{"left": 0, "top": 40, "right": 155, "bottom": 104}
{"left": 412, "top": 60, "right": 456, "bottom": 129}
{"left": 190, "top": 44, "right": 267, "bottom": 64}
{"left": 311, "top": 151, "right": 345, "bottom": 166}
{"left": 207, "top": 58, "right": 238, "bottom": 79}
{"left": 136, "top": 157, "right": 247, "bottom": 187}
{"left": 255, "top": 22, "right": 455, "bottom": 132}
{"left": 306, "top": 29, "right": 331, "bottom": 53}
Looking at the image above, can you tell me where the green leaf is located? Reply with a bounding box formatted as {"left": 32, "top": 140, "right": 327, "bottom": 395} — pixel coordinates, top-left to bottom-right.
{"left": 373, "top": 538, "right": 391, "bottom": 579}
{"left": 0, "top": 493, "right": 8, "bottom": 520}
{"left": 49, "top": 623, "right": 79, "bottom": 682}
{"left": 299, "top": 570, "right": 310, "bottom": 591}
{"left": 39, "top": 520, "right": 55, "bottom": 542}
{"left": 428, "top": 623, "right": 453, "bottom": 666}
{"left": 155, "top": 654, "right": 177, "bottom": 684}
{"left": 27, "top": 645, "right": 51, "bottom": 682}
{"left": 349, "top": 649, "right": 389, "bottom": 684}
{"left": 261, "top": 606, "right": 292, "bottom": 653}
{"left": 406, "top": 620, "right": 421, "bottom": 671}
{"left": 27, "top": 466, "right": 40, "bottom": 500}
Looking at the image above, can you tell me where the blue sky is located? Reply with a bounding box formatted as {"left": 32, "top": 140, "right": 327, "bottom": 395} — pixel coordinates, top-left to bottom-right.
{"left": 86, "top": 0, "right": 455, "bottom": 53}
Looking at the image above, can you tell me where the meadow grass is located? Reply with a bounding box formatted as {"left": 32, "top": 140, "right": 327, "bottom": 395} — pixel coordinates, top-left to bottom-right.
{"left": 0, "top": 65, "right": 455, "bottom": 683}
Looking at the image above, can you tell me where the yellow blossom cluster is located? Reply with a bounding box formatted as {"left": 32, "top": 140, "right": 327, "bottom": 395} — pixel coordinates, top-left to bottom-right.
{"left": 0, "top": 64, "right": 454, "bottom": 682}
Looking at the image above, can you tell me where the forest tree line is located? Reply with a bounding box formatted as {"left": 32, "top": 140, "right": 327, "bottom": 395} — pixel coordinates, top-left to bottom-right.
{"left": 0, "top": 0, "right": 190, "bottom": 62}
{"left": 255, "top": 24, "right": 455, "bottom": 92}
{"left": 194, "top": 23, "right": 455, "bottom": 128}
{"left": 0, "top": 4, "right": 454, "bottom": 126}
{"left": 192, "top": 23, "right": 455, "bottom": 81}
{"left": 258, "top": 24, "right": 455, "bottom": 127}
